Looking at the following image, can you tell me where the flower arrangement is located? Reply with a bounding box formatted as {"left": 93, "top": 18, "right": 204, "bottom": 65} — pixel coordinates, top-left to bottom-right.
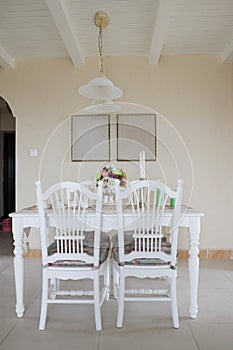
{"left": 96, "top": 165, "right": 127, "bottom": 188}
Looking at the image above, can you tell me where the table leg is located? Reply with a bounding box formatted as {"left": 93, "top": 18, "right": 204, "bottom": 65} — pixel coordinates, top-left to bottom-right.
{"left": 188, "top": 217, "right": 200, "bottom": 319}
{"left": 12, "top": 222, "right": 25, "bottom": 317}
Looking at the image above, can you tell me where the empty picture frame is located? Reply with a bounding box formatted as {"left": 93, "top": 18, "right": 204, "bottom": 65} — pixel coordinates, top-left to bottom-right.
{"left": 71, "top": 114, "right": 110, "bottom": 161}
{"left": 117, "top": 114, "right": 156, "bottom": 161}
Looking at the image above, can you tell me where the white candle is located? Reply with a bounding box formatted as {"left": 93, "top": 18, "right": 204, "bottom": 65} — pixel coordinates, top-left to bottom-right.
{"left": 142, "top": 151, "right": 145, "bottom": 179}
{"left": 140, "top": 151, "right": 142, "bottom": 178}
{"left": 139, "top": 151, "right": 146, "bottom": 179}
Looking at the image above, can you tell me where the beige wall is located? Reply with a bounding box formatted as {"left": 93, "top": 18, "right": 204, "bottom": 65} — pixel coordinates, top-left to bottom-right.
{"left": 0, "top": 55, "right": 232, "bottom": 250}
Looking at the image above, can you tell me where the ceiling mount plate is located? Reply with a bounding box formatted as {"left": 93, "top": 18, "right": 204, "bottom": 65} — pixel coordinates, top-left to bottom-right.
{"left": 94, "top": 11, "right": 109, "bottom": 28}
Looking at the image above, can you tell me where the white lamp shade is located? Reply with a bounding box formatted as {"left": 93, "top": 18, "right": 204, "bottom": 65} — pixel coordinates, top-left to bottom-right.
{"left": 78, "top": 75, "right": 123, "bottom": 101}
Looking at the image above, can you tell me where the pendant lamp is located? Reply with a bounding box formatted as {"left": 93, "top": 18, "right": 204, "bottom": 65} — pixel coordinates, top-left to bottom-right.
{"left": 78, "top": 12, "right": 123, "bottom": 112}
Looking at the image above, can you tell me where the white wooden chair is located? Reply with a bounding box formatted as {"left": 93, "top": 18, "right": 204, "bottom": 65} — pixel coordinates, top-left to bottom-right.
{"left": 112, "top": 179, "right": 183, "bottom": 328}
{"left": 35, "top": 180, "right": 110, "bottom": 331}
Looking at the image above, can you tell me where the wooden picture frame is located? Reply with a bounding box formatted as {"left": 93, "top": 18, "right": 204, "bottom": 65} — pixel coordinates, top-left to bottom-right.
{"left": 117, "top": 113, "right": 156, "bottom": 161}
{"left": 71, "top": 114, "right": 110, "bottom": 162}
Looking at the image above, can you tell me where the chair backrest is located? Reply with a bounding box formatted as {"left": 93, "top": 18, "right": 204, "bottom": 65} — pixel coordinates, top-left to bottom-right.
{"left": 115, "top": 179, "right": 183, "bottom": 267}
{"left": 36, "top": 181, "right": 103, "bottom": 267}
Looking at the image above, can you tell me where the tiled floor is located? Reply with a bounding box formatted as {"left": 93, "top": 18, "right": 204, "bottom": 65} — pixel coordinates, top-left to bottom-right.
{"left": 1, "top": 230, "right": 233, "bottom": 350}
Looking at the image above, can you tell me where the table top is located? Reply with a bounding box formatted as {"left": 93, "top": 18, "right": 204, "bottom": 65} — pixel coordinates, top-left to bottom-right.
{"left": 10, "top": 204, "right": 204, "bottom": 218}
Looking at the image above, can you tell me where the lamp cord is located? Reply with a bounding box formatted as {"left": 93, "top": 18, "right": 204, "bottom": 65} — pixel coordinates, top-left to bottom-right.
{"left": 98, "top": 26, "right": 104, "bottom": 76}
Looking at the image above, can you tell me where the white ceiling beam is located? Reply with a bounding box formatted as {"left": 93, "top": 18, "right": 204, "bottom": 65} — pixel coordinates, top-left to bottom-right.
{"left": 221, "top": 40, "right": 233, "bottom": 63}
{"left": 149, "top": 0, "right": 172, "bottom": 64}
{"left": 45, "top": 0, "right": 84, "bottom": 67}
{"left": 0, "top": 44, "right": 14, "bottom": 69}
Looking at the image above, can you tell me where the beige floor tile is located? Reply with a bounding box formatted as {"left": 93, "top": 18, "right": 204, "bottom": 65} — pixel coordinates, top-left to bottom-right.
{"left": 99, "top": 325, "right": 199, "bottom": 350}
{"left": 190, "top": 324, "right": 233, "bottom": 350}
{"left": 0, "top": 320, "right": 100, "bottom": 350}
{"left": 198, "top": 260, "right": 233, "bottom": 289}
{"left": 192, "top": 288, "right": 233, "bottom": 324}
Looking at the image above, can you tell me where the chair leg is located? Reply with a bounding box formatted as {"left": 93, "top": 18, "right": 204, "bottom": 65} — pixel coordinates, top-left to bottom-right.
{"left": 116, "top": 269, "right": 125, "bottom": 328}
{"left": 113, "top": 264, "right": 119, "bottom": 299}
{"left": 104, "top": 258, "right": 110, "bottom": 301}
{"left": 170, "top": 273, "right": 179, "bottom": 329}
{"left": 39, "top": 270, "right": 48, "bottom": 330}
{"left": 93, "top": 271, "right": 102, "bottom": 331}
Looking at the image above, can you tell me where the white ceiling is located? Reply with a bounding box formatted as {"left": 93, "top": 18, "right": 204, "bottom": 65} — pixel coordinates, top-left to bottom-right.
{"left": 0, "top": 0, "right": 233, "bottom": 69}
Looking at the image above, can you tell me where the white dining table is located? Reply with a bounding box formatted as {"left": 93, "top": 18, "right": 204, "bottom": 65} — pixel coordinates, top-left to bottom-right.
{"left": 10, "top": 205, "right": 204, "bottom": 320}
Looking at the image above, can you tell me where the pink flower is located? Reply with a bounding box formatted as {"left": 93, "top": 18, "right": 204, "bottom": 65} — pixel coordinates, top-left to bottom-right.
{"left": 101, "top": 169, "right": 108, "bottom": 177}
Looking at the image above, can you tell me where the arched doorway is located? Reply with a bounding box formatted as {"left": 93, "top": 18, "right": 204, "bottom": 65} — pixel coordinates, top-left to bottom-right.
{"left": 0, "top": 97, "right": 15, "bottom": 231}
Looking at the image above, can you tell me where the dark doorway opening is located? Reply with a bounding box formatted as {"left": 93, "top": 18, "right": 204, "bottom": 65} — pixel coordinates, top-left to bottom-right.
{"left": 3, "top": 132, "right": 15, "bottom": 218}
{"left": 0, "top": 98, "right": 15, "bottom": 255}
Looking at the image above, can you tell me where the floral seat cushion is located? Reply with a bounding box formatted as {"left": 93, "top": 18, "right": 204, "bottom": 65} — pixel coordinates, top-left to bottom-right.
{"left": 48, "top": 231, "right": 110, "bottom": 267}
{"left": 111, "top": 232, "right": 171, "bottom": 266}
